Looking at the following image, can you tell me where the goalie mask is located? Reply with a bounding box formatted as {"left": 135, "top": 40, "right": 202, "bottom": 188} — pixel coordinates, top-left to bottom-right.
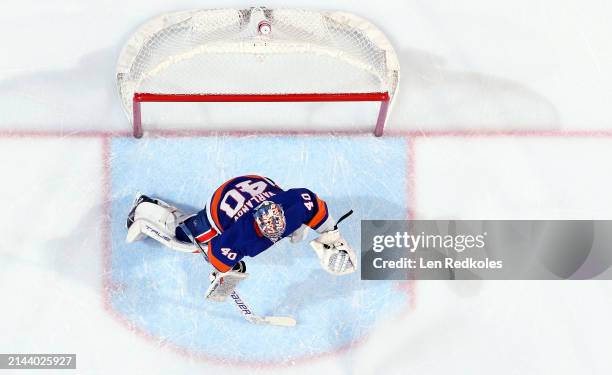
{"left": 253, "top": 201, "right": 286, "bottom": 242}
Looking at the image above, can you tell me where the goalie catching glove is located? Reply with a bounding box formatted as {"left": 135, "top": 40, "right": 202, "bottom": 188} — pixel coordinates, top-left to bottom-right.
{"left": 310, "top": 229, "right": 357, "bottom": 276}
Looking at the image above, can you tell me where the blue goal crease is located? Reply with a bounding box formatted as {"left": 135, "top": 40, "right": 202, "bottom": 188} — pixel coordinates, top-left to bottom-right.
{"left": 108, "top": 136, "right": 411, "bottom": 362}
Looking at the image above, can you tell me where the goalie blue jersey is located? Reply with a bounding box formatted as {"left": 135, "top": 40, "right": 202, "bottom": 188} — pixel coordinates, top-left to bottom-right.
{"left": 180, "top": 175, "right": 330, "bottom": 272}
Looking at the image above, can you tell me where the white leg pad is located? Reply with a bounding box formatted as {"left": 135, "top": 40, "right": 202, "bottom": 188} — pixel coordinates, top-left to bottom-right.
{"left": 125, "top": 201, "right": 197, "bottom": 253}
{"left": 134, "top": 202, "right": 181, "bottom": 233}
{"left": 127, "top": 219, "right": 198, "bottom": 253}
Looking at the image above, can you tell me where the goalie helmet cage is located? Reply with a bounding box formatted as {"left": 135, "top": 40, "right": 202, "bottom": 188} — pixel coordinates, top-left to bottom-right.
{"left": 117, "top": 7, "right": 400, "bottom": 138}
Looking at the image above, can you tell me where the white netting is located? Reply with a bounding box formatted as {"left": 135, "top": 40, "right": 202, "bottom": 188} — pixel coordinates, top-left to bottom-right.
{"left": 116, "top": 7, "right": 400, "bottom": 123}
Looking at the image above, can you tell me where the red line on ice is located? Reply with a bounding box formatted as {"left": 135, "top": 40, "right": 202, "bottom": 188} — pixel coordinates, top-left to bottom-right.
{"left": 3, "top": 128, "right": 612, "bottom": 139}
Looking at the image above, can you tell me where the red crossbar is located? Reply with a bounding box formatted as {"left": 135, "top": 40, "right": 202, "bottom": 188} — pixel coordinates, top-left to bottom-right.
{"left": 132, "top": 92, "right": 390, "bottom": 138}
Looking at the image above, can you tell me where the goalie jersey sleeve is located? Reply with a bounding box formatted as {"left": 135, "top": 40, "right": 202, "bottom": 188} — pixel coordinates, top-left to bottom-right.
{"left": 203, "top": 178, "right": 332, "bottom": 272}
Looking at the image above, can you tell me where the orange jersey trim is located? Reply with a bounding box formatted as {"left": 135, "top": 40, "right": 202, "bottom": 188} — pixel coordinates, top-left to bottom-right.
{"left": 195, "top": 228, "right": 217, "bottom": 243}
{"left": 306, "top": 196, "right": 328, "bottom": 229}
{"left": 207, "top": 242, "right": 231, "bottom": 273}
{"left": 209, "top": 178, "right": 237, "bottom": 232}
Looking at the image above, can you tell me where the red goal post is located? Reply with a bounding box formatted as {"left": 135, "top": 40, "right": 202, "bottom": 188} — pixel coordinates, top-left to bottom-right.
{"left": 132, "top": 92, "right": 390, "bottom": 138}
{"left": 118, "top": 8, "right": 399, "bottom": 138}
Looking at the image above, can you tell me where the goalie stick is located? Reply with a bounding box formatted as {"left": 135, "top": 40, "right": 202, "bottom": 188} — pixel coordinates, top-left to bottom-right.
{"left": 179, "top": 223, "right": 297, "bottom": 327}
{"left": 229, "top": 290, "right": 296, "bottom": 327}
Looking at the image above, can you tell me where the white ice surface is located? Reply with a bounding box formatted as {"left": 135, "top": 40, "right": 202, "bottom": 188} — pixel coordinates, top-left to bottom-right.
{"left": 1, "top": 1, "right": 612, "bottom": 374}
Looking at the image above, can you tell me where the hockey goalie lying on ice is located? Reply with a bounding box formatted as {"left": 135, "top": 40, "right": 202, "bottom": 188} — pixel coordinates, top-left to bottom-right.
{"left": 125, "top": 175, "right": 356, "bottom": 303}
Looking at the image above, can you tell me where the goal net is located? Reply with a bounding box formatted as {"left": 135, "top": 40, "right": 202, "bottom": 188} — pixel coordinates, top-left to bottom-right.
{"left": 117, "top": 7, "right": 400, "bottom": 138}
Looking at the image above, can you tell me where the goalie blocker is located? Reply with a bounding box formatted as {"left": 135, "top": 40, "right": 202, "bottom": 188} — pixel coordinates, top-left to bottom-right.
{"left": 125, "top": 175, "right": 357, "bottom": 302}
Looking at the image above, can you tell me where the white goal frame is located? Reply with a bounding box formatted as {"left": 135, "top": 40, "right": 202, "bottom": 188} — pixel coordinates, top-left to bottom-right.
{"left": 117, "top": 7, "right": 400, "bottom": 138}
